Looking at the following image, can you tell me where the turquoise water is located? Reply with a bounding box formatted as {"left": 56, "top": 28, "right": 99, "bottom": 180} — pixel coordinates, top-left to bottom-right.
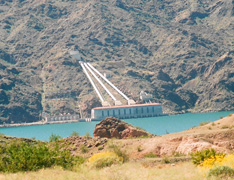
{"left": 0, "top": 111, "right": 233, "bottom": 141}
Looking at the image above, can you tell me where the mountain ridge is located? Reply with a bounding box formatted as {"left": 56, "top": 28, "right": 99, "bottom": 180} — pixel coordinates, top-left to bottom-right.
{"left": 0, "top": 0, "right": 234, "bottom": 123}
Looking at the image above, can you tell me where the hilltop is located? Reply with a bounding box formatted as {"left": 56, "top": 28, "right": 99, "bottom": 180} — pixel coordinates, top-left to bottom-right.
{"left": 0, "top": 0, "right": 234, "bottom": 123}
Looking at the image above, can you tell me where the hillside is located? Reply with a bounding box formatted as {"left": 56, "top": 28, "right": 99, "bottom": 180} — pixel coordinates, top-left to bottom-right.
{"left": 1, "top": 114, "right": 234, "bottom": 180}
{"left": 0, "top": 0, "right": 234, "bottom": 123}
{"left": 57, "top": 114, "right": 234, "bottom": 159}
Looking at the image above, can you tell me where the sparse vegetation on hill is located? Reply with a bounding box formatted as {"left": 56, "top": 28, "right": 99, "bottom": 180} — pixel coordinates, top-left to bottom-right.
{"left": 0, "top": 114, "right": 234, "bottom": 179}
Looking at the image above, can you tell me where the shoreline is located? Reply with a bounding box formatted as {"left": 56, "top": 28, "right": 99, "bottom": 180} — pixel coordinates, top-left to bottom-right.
{"left": 0, "top": 110, "right": 233, "bottom": 128}
{"left": 0, "top": 119, "right": 83, "bottom": 128}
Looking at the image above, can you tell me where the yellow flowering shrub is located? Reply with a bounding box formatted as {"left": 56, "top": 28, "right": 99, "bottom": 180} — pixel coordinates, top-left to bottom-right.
{"left": 220, "top": 154, "right": 234, "bottom": 168}
{"left": 199, "top": 154, "right": 225, "bottom": 170}
{"left": 200, "top": 153, "right": 234, "bottom": 169}
{"left": 198, "top": 153, "right": 234, "bottom": 179}
{"left": 88, "top": 152, "right": 123, "bottom": 168}
{"left": 191, "top": 148, "right": 222, "bottom": 166}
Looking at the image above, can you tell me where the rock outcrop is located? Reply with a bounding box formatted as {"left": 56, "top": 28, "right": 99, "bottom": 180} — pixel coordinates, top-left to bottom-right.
{"left": 93, "top": 117, "right": 153, "bottom": 139}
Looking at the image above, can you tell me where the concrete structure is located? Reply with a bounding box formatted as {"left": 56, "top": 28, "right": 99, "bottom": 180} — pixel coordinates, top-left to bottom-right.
{"left": 91, "top": 103, "right": 163, "bottom": 120}
{"left": 140, "top": 91, "right": 153, "bottom": 102}
{"left": 45, "top": 114, "right": 80, "bottom": 122}
{"left": 104, "top": 73, "right": 112, "bottom": 79}
{"left": 69, "top": 54, "right": 165, "bottom": 122}
{"left": 80, "top": 61, "right": 105, "bottom": 103}
{"left": 86, "top": 63, "right": 136, "bottom": 105}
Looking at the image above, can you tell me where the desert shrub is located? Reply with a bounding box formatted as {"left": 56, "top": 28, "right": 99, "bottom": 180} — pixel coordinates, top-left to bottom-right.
{"left": 108, "top": 144, "right": 129, "bottom": 162}
{"left": 84, "top": 132, "right": 91, "bottom": 138}
{"left": 136, "top": 126, "right": 145, "bottom": 131}
{"left": 173, "top": 152, "right": 186, "bottom": 157}
{"left": 208, "top": 166, "right": 234, "bottom": 179}
{"left": 49, "top": 133, "right": 62, "bottom": 142}
{"left": 70, "top": 131, "right": 79, "bottom": 137}
{"left": 191, "top": 149, "right": 225, "bottom": 166}
{"left": 220, "top": 154, "right": 234, "bottom": 167}
{"left": 221, "top": 125, "right": 229, "bottom": 129}
{"left": 199, "top": 121, "right": 210, "bottom": 126}
{"left": 137, "top": 145, "right": 143, "bottom": 152}
{"left": 197, "top": 153, "right": 234, "bottom": 177}
{"left": 80, "top": 145, "right": 88, "bottom": 153}
{"left": 200, "top": 154, "right": 225, "bottom": 169}
{"left": 161, "top": 157, "right": 170, "bottom": 164}
{"left": 88, "top": 152, "right": 123, "bottom": 169}
{"left": 144, "top": 152, "right": 157, "bottom": 158}
{"left": 98, "top": 145, "right": 104, "bottom": 150}
{"left": 0, "top": 140, "right": 84, "bottom": 173}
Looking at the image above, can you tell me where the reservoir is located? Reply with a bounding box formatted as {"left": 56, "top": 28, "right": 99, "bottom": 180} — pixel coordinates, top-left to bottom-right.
{"left": 0, "top": 111, "right": 233, "bottom": 141}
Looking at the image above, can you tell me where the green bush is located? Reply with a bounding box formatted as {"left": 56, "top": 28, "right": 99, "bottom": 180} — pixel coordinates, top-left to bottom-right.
{"left": 98, "top": 145, "right": 104, "bottom": 150}
{"left": 144, "top": 152, "right": 157, "bottom": 158}
{"left": 80, "top": 145, "right": 89, "bottom": 153}
{"left": 173, "top": 152, "right": 186, "bottom": 157}
{"left": 88, "top": 152, "right": 123, "bottom": 169}
{"left": 137, "top": 145, "right": 143, "bottom": 152}
{"left": 191, "top": 149, "right": 224, "bottom": 166}
{"left": 136, "top": 126, "right": 145, "bottom": 131}
{"left": 221, "top": 125, "right": 229, "bottom": 129}
{"left": 208, "top": 166, "right": 234, "bottom": 179}
{"left": 199, "top": 121, "right": 210, "bottom": 126}
{"left": 161, "top": 157, "right": 170, "bottom": 164}
{"left": 84, "top": 132, "right": 91, "bottom": 138}
{"left": 0, "top": 140, "right": 84, "bottom": 173}
{"left": 49, "top": 133, "right": 62, "bottom": 142}
{"left": 70, "top": 131, "right": 79, "bottom": 137}
{"left": 108, "top": 144, "right": 129, "bottom": 162}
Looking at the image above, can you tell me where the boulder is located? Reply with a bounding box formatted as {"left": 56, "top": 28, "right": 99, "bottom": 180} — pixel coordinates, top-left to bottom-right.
{"left": 93, "top": 117, "right": 153, "bottom": 139}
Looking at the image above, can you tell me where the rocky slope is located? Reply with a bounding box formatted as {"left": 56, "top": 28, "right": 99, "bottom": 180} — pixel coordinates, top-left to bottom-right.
{"left": 0, "top": 0, "right": 234, "bottom": 123}
{"left": 93, "top": 117, "right": 153, "bottom": 139}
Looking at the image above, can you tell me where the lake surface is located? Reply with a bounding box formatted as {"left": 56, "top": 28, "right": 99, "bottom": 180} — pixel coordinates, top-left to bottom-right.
{"left": 0, "top": 111, "right": 233, "bottom": 141}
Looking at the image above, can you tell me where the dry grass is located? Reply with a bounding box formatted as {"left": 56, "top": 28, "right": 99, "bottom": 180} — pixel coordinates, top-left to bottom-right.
{"left": 0, "top": 161, "right": 204, "bottom": 180}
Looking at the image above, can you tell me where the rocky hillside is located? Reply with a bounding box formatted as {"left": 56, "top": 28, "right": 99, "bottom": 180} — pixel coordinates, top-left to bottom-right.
{"left": 93, "top": 117, "right": 153, "bottom": 139}
{"left": 0, "top": 0, "right": 234, "bottom": 123}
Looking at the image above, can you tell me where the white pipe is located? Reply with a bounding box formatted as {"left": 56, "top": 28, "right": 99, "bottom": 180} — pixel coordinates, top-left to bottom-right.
{"left": 84, "top": 63, "right": 117, "bottom": 101}
{"left": 87, "top": 63, "right": 130, "bottom": 101}
{"left": 80, "top": 62, "right": 104, "bottom": 102}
